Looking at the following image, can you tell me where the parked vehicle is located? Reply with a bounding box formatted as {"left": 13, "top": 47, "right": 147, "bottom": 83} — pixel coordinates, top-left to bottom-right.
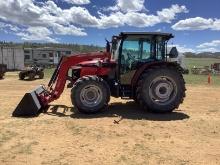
{"left": 19, "top": 65, "right": 44, "bottom": 80}
{"left": 0, "top": 64, "right": 7, "bottom": 79}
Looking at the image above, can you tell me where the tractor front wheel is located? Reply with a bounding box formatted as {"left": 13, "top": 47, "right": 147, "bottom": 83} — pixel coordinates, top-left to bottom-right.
{"left": 136, "top": 66, "right": 185, "bottom": 113}
{"left": 71, "top": 76, "right": 110, "bottom": 114}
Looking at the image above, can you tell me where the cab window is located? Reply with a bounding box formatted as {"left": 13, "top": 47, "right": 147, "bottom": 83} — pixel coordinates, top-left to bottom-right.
{"left": 142, "top": 40, "right": 151, "bottom": 59}
{"left": 121, "top": 40, "right": 140, "bottom": 61}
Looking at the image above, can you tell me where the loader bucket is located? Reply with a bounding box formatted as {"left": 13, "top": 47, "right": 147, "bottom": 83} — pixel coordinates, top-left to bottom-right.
{"left": 12, "top": 86, "right": 45, "bottom": 117}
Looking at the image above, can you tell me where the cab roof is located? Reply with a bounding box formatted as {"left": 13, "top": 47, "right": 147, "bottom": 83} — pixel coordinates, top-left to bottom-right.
{"left": 119, "top": 32, "right": 174, "bottom": 40}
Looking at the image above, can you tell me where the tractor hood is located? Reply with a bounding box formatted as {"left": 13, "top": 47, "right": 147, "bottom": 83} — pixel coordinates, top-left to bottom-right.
{"left": 78, "top": 60, "right": 101, "bottom": 67}
{"left": 75, "top": 51, "right": 111, "bottom": 67}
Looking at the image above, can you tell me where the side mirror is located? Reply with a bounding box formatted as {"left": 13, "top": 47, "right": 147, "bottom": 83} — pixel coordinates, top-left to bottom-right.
{"left": 169, "top": 47, "right": 178, "bottom": 58}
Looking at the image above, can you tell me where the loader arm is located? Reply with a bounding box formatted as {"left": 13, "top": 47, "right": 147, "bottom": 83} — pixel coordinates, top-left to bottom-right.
{"left": 41, "top": 52, "right": 111, "bottom": 106}
{"left": 12, "top": 52, "right": 110, "bottom": 117}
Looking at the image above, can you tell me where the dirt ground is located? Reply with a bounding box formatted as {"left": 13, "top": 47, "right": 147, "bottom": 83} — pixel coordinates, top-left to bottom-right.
{"left": 0, "top": 72, "right": 220, "bottom": 165}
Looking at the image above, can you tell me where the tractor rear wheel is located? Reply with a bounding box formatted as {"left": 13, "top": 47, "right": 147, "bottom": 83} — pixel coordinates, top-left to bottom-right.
{"left": 71, "top": 76, "right": 110, "bottom": 114}
{"left": 136, "top": 66, "right": 185, "bottom": 113}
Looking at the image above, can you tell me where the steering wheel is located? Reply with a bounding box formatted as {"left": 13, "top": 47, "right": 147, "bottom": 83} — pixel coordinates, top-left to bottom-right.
{"left": 125, "top": 52, "right": 135, "bottom": 69}
{"left": 127, "top": 52, "right": 135, "bottom": 61}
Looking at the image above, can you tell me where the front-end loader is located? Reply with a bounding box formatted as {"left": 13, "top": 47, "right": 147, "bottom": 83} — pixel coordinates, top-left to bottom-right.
{"left": 13, "top": 32, "right": 186, "bottom": 117}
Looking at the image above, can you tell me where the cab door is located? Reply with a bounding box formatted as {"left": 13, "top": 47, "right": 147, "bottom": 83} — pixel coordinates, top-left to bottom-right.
{"left": 119, "top": 38, "right": 151, "bottom": 85}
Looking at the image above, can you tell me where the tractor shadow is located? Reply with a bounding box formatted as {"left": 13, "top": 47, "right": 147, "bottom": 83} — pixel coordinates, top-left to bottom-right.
{"left": 45, "top": 105, "right": 74, "bottom": 117}
{"left": 46, "top": 101, "right": 189, "bottom": 121}
{"left": 19, "top": 77, "right": 42, "bottom": 81}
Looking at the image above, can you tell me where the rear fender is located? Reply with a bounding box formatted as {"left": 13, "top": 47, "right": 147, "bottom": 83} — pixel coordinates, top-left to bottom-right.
{"left": 131, "top": 61, "right": 182, "bottom": 87}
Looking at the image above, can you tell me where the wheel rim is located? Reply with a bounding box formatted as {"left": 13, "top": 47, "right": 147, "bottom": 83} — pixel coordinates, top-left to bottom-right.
{"left": 80, "top": 85, "right": 103, "bottom": 107}
{"left": 149, "top": 76, "right": 177, "bottom": 105}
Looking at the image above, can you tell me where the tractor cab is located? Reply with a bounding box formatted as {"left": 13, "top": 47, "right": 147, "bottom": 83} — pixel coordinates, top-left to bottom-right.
{"left": 110, "top": 32, "right": 174, "bottom": 62}
{"left": 108, "top": 32, "right": 175, "bottom": 85}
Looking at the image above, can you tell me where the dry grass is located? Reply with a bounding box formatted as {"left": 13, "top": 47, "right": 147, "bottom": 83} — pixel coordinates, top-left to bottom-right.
{"left": 0, "top": 73, "right": 220, "bottom": 165}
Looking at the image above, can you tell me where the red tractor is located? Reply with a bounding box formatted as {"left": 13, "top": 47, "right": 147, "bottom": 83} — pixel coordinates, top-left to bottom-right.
{"left": 13, "top": 32, "right": 186, "bottom": 117}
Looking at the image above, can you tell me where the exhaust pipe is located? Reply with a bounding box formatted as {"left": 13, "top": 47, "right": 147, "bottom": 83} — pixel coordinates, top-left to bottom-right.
{"left": 12, "top": 86, "right": 46, "bottom": 117}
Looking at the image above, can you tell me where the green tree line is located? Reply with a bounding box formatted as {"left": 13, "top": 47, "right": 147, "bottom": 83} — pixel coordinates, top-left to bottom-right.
{"left": 0, "top": 41, "right": 104, "bottom": 53}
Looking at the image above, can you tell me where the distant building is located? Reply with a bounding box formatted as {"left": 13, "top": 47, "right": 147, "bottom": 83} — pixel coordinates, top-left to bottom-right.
{"left": 0, "top": 46, "right": 24, "bottom": 70}
{"left": 0, "top": 45, "right": 76, "bottom": 70}
{"left": 24, "top": 47, "right": 75, "bottom": 66}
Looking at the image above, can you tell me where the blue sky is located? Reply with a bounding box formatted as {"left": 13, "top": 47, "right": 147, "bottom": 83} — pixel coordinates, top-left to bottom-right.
{"left": 0, "top": 0, "right": 220, "bottom": 52}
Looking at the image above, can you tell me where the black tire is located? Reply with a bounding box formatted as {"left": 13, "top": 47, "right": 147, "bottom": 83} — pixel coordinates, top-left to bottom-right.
{"left": 19, "top": 72, "right": 25, "bottom": 80}
{"left": 136, "top": 66, "right": 186, "bottom": 113}
{"left": 28, "top": 72, "right": 35, "bottom": 80}
{"left": 0, "top": 73, "right": 3, "bottom": 79}
{"left": 71, "top": 76, "right": 110, "bottom": 114}
{"left": 38, "top": 71, "right": 44, "bottom": 79}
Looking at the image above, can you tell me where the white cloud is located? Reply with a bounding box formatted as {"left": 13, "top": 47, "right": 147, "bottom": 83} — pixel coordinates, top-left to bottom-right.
{"left": 197, "top": 40, "right": 220, "bottom": 49}
{"left": 52, "top": 24, "right": 87, "bottom": 36}
{"left": 196, "top": 40, "right": 220, "bottom": 52}
{"left": 61, "top": 7, "right": 99, "bottom": 27}
{"left": 16, "top": 27, "right": 58, "bottom": 43}
{"left": 168, "top": 43, "right": 220, "bottom": 53}
{"left": 108, "top": 0, "right": 145, "bottom": 13}
{"left": 98, "top": 4, "right": 187, "bottom": 28}
{"left": 197, "top": 47, "right": 220, "bottom": 53}
{"left": 172, "top": 17, "right": 220, "bottom": 31}
{"left": 0, "top": 0, "right": 188, "bottom": 42}
{"left": 63, "top": 0, "right": 90, "bottom": 5}
{"left": 0, "top": 0, "right": 43, "bottom": 26}
{"left": 0, "top": 0, "right": 88, "bottom": 42}
{"left": 156, "top": 29, "right": 162, "bottom": 32}
{"left": 157, "top": 4, "right": 188, "bottom": 23}
{"left": 98, "top": 12, "right": 125, "bottom": 28}
{"left": 213, "top": 19, "right": 220, "bottom": 30}
{"left": 169, "top": 40, "right": 220, "bottom": 53}
{"left": 0, "top": 22, "right": 21, "bottom": 33}
{"left": 120, "top": 12, "right": 160, "bottom": 27}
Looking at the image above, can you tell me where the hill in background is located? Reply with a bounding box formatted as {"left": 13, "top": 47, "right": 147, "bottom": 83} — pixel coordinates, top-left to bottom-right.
{"left": 184, "top": 52, "right": 220, "bottom": 58}
{"left": 1, "top": 41, "right": 220, "bottom": 58}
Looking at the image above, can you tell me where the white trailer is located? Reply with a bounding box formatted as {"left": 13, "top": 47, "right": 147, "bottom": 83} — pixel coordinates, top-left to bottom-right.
{"left": 0, "top": 47, "right": 24, "bottom": 70}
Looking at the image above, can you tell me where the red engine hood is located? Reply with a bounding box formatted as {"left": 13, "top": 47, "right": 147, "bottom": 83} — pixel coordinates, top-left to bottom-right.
{"left": 72, "top": 51, "right": 111, "bottom": 67}
{"left": 73, "top": 51, "right": 110, "bottom": 59}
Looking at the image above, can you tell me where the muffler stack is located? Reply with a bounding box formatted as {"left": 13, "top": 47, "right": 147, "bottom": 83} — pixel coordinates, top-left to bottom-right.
{"left": 12, "top": 86, "right": 46, "bottom": 117}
